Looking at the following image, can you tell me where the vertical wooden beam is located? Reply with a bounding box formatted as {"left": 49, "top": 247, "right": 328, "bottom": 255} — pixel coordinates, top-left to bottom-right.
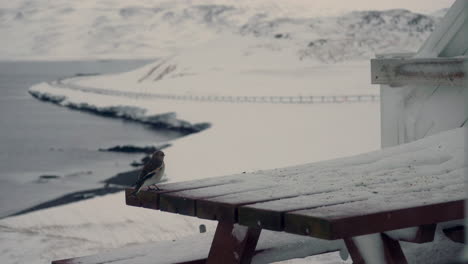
{"left": 207, "top": 221, "right": 261, "bottom": 264}
{"left": 381, "top": 233, "right": 408, "bottom": 264}
{"left": 344, "top": 233, "right": 407, "bottom": 264}
{"left": 344, "top": 238, "right": 365, "bottom": 264}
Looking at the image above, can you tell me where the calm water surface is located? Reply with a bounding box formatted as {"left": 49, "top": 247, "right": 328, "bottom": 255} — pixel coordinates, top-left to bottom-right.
{"left": 0, "top": 60, "right": 183, "bottom": 217}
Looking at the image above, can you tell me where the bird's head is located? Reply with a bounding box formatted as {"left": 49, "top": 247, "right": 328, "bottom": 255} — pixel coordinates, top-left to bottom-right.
{"left": 152, "top": 150, "right": 165, "bottom": 161}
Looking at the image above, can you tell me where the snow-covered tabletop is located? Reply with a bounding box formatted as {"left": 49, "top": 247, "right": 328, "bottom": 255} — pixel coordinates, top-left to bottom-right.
{"left": 127, "top": 127, "right": 465, "bottom": 240}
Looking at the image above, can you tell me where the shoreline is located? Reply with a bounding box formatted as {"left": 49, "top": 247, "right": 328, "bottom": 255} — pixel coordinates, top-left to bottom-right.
{"left": 0, "top": 59, "right": 186, "bottom": 219}
{"left": 29, "top": 82, "right": 211, "bottom": 134}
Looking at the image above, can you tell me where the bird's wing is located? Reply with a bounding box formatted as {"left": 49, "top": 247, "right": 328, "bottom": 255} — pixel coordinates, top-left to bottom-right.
{"left": 138, "top": 159, "right": 163, "bottom": 180}
{"left": 134, "top": 166, "right": 163, "bottom": 190}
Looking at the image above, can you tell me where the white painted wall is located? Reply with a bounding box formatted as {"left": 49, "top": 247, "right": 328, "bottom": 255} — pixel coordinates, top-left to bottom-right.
{"left": 379, "top": 1, "right": 467, "bottom": 261}
{"left": 380, "top": 0, "right": 468, "bottom": 148}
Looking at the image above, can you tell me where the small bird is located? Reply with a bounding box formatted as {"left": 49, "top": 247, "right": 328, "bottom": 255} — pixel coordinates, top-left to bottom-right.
{"left": 132, "top": 150, "right": 165, "bottom": 195}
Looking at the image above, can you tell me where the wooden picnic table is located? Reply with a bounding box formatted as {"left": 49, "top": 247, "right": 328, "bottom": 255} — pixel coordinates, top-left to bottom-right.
{"left": 126, "top": 129, "right": 465, "bottom": 263}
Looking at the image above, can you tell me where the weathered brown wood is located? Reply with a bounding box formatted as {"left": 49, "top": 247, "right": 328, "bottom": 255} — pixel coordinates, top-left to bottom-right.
{"left": 196, "top": 187, "right": 338, "bottom": 222}
{"left": 125, "top": 174, "right": 243, "bottom": 209}
{"left": 156, "top": 171, "right": 337, "bottom": 220}
{"left": 399, "top": 224, "right": 436, "bottom": 243}
{"left": 238, "top": 192, "right": 368, "bottom": 231}
{"left": 158, "top": 178, "right": 278, "bottom": 216}
{"left": 125, "top": 188, "right": 160, "bottom": 209}
{"left": 371, "top": 57, "right": 468, "bottom": 87}
{"left": 283, "top": 200, "right": 464, "bottom": 240}
{"left": 381, "top": 234, "right": 408, "bottom": 264}
{"left": 156, "top": 173, "right": 245, "bottom": 191}
{"left": 443, "top": 225, "right": 465, "bottom": 243}
{"left": 343, "top": 238, "right": 365, "bottom": 264}
{"left": 159, "top": 192, "right": 197, "bottom": 216}
{"left": 207, "top": 222, "right": 261, "bottom": 264}
{"left": 196, "top": 200, "right": 239, "bottom": 222}
{"left": 344, "top": 234, "right": 407, "bottom": 264}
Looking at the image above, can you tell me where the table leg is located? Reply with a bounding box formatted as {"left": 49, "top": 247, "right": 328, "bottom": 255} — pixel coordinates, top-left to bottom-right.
{"left": 344, "top": 233, "right": 407, "bottom": 264}
{"left": 207, "top": 221, "right": 261, "bottom": 264}
{"left": 400, "top": 224, "right": 436, "bottom": 243}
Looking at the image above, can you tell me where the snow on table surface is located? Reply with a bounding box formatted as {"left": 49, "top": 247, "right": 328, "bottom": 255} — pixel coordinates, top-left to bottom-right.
{"left": 156, "top": 127, "right": 464, "bottom": 217}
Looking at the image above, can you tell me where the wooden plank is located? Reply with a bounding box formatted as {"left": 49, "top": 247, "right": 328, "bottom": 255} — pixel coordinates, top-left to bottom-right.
{"left": 158, "top": 174, "right": 285, "bottom": 216}
{"left": 206, "top": 222, "right": 261, "bottom": 264}
{"left": 125, "top": 188, "right": 159, "bottom": 209}
{"left": 238, "top": 192, "right": 369, "bottom": 231}
{"left": 128, "top": 165, "right": 341, "bottom": 217}
{"left": 196, "top": 186, "right": 339, "bottom": 222}
{"left": 371, "top": 57, "right": 468, "bottom": 87}
{"left": 237, "top": 175, "right": 464, "bottom": 232}
{"left": 125, "top": 173, "right": 249, "bottom": 209}
{"left": 443, "top": 225, "right": 465, "bottom": 243}
{"left": 157, "top": 168, "right": 345, "bottom": 218}
{"left": 284, "top": 199, "right": 464, "bottom": 240}
{"left": 156, "top": 173, "right": 247, "bottom": 192}
{"left": 127, "top": 170, "right": 304, "bottom": 211}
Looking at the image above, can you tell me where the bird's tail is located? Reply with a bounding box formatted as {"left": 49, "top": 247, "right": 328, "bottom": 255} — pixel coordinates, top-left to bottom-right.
{"left": 131, "top": 171, "right": 156, "bottom": 196}
{"left": 131, "top": 180, "right": 144, "bottom": 196}
{"left": 129, "top": 188, "right": 140, "bottom": 197}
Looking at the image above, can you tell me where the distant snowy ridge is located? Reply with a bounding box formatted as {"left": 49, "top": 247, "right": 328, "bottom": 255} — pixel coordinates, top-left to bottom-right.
{"left": 1, "top": 0, "right": 439, "bottom": 61}
{"left": 239, "top": 9, "right": 437, "bottom": 62}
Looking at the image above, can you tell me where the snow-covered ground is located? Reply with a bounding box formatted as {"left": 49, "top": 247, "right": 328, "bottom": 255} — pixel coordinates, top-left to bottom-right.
{"left": 1, "top": 0, "right": 463, "bottom": 263}
{"left": 3, "top": 45, "right": 383, "bottom": 264}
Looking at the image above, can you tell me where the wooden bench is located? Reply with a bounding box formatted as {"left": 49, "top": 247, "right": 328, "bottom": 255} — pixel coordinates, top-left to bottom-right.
{"left": 52, "top": 128, "right": 465, "bottom": 264}
{"left": 122, "top": 128, "right": 465, "bottom": 264}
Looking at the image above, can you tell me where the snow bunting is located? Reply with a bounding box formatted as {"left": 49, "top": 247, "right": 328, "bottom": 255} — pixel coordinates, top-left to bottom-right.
{"left": 132, "top": 150, "right": 165, "bottom": 195}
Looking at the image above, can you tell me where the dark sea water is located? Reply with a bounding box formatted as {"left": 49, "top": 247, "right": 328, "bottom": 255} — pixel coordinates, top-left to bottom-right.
{"left": 0, "top": 60, "right": 183, "bottom": 218}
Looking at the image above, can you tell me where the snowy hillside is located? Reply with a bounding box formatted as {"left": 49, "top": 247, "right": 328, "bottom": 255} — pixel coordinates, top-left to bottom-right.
{"left": 1, "top": 0, "right": 444, "bottom": 60}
